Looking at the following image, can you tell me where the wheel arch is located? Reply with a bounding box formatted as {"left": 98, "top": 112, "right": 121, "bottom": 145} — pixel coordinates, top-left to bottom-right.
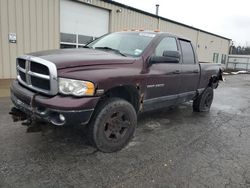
{"left": 96, "top": 85, "right": 141, "bottom": 113}
{"left": 208, "top": 69, "right": 223, "bottom": 89}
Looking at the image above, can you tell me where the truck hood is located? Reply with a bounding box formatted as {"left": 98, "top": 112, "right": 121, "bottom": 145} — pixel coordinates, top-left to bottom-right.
{"left": 28, "top": 48, "right": 136, "bottom": 69}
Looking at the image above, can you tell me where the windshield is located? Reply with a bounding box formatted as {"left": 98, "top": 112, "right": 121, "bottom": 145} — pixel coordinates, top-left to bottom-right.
{"left": 87, "top": 32, "right": 155, "bottom": 57}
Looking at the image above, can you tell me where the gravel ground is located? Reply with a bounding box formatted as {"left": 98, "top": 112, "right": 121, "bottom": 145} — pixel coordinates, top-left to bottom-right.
{"left": 0, "top": 74, "right": 250, "bottom": 188}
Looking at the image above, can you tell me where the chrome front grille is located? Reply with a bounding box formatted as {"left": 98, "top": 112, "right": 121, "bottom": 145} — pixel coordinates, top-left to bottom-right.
{"left": 16, "top": 55, "right": 58, "bottom": 95}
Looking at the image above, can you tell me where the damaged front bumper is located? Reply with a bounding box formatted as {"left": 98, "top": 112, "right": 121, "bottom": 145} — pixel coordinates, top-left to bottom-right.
{"left": 10, "top": 80, "right": 99, "bottom": 126}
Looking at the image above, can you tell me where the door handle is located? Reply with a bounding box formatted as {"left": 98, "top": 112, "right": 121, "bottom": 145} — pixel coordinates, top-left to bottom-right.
{"left": 173, "top": 70, "right": 181, "bottom": 74}
{"left": 193, "top": 69, "right": 199, "bottom": 73}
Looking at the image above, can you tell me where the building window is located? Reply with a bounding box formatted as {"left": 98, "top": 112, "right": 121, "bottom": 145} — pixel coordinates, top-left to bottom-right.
{"left": 221, "top": 54, "right": 227, "bottom": 64}
{"left": 213, "top": 53, "right": 219, "bottom": 63}
{"left": 60, "top": 33, "right": 95, "bottom": 49}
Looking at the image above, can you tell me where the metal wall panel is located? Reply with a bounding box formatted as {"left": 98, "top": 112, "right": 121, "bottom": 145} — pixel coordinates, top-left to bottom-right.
{"left": 0, "top": 3, "right": 2, "bottom": 78}
{"left": 165, "top": 22, "right": 198, "bottom": 46}
{"left": 77, "top": 0, "right": 158, "bottom": 32}
{"left": 0, "top": 0, "right": 59, "bottom": 79}
{"left": 0, "top": 0, "right": 10, "bottom": 78}
{"left": 196, "top": 32, "right": 230, "bottom": 63}
{"left": 60, "top": 0, "right": 109, "bottom": 37}
{"left": 0, "top": 0, "right": 230, "bottom": 78}
{"left": 83, "top": 0, "right": 230, "bottom": 63}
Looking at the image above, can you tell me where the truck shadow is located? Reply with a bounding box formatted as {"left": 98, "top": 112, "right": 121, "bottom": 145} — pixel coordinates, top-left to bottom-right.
{"left": 23, "top": 102, "right": 210, "bottom": 156}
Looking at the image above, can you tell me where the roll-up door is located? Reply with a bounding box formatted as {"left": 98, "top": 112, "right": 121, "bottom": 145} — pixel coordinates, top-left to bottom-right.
{"left": 60, "top": 0, "right": 109, "bottom": 48}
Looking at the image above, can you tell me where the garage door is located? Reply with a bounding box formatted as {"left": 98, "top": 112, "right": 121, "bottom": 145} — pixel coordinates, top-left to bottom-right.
{"left": 60, "top": 0, "right": 109, "bottom": 48}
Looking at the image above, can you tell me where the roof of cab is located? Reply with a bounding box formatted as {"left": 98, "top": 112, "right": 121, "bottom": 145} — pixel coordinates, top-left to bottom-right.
{"left": 116, "top": 30, "right": 192, "bottom": 42}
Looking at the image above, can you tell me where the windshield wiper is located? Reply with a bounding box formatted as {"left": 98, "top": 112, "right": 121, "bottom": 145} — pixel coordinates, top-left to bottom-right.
{"left": 83, "top": 45, "right": 91, "bottom": 48}
{"left": 94, "top": 47, "right": 126, "bottom": 57}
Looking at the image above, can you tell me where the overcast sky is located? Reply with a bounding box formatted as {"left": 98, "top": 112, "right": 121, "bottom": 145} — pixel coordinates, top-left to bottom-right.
{"left": 115, "top": 0, "right": 250, "bottom": 46}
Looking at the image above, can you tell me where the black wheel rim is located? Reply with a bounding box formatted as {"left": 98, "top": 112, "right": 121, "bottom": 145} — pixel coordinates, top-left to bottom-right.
{"left": 104, "top": 111, "right": 130, "bottom": 141}
{"left": 204, "top": 93, "right": 213, "bottom": 108}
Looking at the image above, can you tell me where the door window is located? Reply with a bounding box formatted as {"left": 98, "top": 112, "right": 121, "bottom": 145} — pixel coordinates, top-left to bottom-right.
{"left": 221, "top": 54, "right": 227, "bottom": 64}
{"left": 180, "top": 40, "right": 195, "bottom": 64}
{"left": 155, "top": 37, "right": 178, "bottom": 56}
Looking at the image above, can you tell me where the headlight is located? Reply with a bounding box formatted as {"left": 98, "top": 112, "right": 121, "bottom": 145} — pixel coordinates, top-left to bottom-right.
{"left": 59, "top": 78, "right": 95, "bottom": 96}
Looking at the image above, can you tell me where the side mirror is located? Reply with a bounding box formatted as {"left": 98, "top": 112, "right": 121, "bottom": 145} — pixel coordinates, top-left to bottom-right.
{"left": 163, "top": 51, "right": 180, "bottom": 59}
{"left": 149, "top": 51, "right": 180, "bottom": 64}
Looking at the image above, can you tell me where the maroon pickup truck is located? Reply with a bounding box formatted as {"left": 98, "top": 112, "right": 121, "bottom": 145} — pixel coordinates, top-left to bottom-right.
{"left": 10, "top": 31, "right": 223, "bottom": 152}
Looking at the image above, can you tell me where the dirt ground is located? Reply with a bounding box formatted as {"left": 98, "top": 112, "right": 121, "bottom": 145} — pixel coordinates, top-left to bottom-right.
{"left": 0, "top": 74, "right": 250, "bottom": 188}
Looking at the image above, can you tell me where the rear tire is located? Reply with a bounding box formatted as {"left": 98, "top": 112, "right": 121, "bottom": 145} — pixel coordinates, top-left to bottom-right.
{"left": 193, "top": 87, "right": 214, "bottom": 112}
{"left": 88, "top": 98, "right": 137, "bottom": 153}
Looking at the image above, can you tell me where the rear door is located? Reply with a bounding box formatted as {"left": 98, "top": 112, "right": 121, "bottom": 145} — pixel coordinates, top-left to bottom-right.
{"left": 178, "top": 39, "right": 200, "bottom": 102}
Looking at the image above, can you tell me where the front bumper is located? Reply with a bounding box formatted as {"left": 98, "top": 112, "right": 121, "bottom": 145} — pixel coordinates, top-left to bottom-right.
{"left": 10, "top": 80, "right": 100, "bottom": 126}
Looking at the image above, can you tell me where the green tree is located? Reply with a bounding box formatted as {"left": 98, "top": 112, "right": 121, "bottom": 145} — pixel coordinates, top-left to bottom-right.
{"left": 230, "top": 45, "right": 250, "bottom": 55}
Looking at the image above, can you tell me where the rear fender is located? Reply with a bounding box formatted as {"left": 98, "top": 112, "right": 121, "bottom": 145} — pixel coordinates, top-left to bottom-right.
{"left": 210, "top": 69, "right": 223, "bottom": 89}
{"left": 218, "top": 69, "right": 224, "bottom": 81}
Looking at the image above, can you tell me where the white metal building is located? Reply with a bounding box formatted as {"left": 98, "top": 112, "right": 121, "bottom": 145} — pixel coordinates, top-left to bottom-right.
{"left": 0, "top": 0, "right": 231, "bottom": 79}
{"left": 227, "top": 55, "right": 250, "bottom": 71}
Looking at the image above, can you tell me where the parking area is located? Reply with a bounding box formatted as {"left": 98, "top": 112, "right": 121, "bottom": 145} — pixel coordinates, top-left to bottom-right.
{"left": 0, "top": 74, "right": 250, "bottom": 188}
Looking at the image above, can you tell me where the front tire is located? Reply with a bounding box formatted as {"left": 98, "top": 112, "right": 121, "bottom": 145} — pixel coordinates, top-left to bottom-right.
{"left": 88, "top": 98, "right": 137, "bottom": 153}
{"left": 193, "top": 87, "right": 214, "bottom": 112}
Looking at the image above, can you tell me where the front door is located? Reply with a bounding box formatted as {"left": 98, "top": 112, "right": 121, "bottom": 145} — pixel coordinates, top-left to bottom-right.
{"left": 143, "top": 37, "right": 181, "bottom": 111}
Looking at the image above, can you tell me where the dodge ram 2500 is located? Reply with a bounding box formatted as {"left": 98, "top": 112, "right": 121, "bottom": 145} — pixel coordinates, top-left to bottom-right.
{"left": 10, "top": 31, "right": 223, "bottom": 152}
